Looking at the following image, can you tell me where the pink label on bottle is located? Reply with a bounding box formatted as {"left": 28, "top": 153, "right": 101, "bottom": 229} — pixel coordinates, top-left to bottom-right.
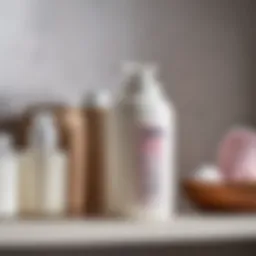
{"left": 138, "top": 127, "right": 164, "bottom": 204}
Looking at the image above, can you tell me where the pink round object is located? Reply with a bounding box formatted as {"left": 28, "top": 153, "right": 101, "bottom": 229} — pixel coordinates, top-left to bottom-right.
{"left": 218, "top": 127, "right": 256, "bottom": 181}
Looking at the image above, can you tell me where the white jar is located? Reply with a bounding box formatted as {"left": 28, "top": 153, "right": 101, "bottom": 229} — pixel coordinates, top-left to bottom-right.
{"left": 0, "top": 133, "right": 18, "bottom": 217}
{"left": 116, "top": 64, "right": 176, "bottom": 220}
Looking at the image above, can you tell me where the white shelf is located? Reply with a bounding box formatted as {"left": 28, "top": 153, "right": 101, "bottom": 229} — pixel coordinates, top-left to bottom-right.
{"left": 0, "top": 216, "right": 255, "bottom": 247}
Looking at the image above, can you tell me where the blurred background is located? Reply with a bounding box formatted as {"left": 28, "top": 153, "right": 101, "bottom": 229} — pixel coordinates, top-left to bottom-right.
{"left": 0, "top": 0, "right": 255, "bottom": 254}
{"left": 0, "top": 0, "right": 254, "bottom": 210}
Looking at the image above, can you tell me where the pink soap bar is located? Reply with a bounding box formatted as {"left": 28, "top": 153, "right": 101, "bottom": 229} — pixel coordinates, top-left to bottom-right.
{"left": 218, "top": 128, "right": 256, "bottom": 181}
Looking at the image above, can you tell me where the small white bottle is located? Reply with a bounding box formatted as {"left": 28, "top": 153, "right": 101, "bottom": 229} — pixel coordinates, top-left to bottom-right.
{"left": 19, "top": 113, "right": 46, "bottom": 216}
{"left": 34, "top": 112, "right": 67, "bottom": 216}
{"left": 19, "top": 112, "right": 67, "bottom": 217}
{"left": 0, "top": 133, "right": 19, "bottom": 217}
{"left": 116, "top": 63, "right": 176, "bottom": 220}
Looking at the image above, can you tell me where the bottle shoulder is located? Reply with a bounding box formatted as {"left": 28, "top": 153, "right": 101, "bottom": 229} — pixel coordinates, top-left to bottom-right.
{"left": 117, "top": 96, "right": 175, "bottom": 116}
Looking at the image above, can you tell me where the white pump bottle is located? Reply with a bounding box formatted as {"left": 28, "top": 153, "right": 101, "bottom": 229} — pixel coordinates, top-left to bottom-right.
{"left": 116, "top": 64, "right": 176, "bottom": 220}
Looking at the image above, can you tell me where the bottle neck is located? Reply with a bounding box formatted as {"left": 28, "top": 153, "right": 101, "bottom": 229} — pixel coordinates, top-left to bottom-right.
{"left": 30, "top": 130, "right": 58, "bottom": 152}
{"left": 29, "top": 112, "right": 59, "bottom": 152}
{"left": 84, "top": 90, "right": 111, "bottom": 109}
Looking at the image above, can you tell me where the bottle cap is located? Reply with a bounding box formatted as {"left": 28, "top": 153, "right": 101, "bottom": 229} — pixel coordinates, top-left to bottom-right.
{"left": 122, "top": 62, "right": 162, "bottom": 97}
{"left": 84, "top": 90, "right": 111, "bottom": 108}
{"left": 29, "top": 111, "right": 59, "bottom": 150}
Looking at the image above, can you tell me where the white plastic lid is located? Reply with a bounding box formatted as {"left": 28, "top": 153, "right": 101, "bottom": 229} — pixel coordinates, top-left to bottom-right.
{"left": 84, "top": 90, "right": 111, "bottom": 108}
{"left": 29, "top": 111, "right": 59, "bottom": 150}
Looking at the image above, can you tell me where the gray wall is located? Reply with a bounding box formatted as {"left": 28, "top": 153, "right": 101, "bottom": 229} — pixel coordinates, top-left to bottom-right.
{"left": 0, "top": 0, "right": 254, "bottom": 210}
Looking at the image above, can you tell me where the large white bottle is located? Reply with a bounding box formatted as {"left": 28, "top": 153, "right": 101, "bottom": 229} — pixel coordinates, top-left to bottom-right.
{"left": 116, "top": 64, "right": 176, "bottom": 220}
{"left": 0, "top": 133, "right": 19, "bottom": 217}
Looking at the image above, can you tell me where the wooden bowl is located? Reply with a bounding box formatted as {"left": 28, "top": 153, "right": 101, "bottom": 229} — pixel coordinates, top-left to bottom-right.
{"left": 183, "top": 180, "right": 256, "bottom": 212}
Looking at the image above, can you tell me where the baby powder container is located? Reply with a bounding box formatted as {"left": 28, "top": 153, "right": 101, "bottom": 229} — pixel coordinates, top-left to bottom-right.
{"left": 116, "top": 64, "right": 176, "bottom": 220}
